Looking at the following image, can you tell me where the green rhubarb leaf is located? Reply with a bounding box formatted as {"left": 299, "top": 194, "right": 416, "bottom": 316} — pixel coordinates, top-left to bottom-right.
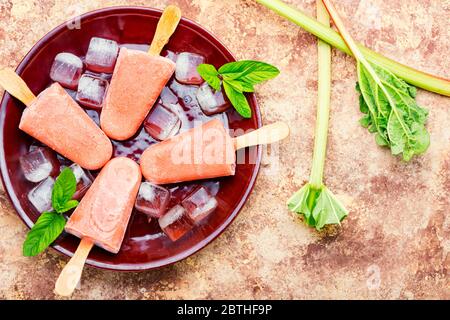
{"left": 312, "top": 187, "right": 348, "bottom": 230}
{"left": 288, "top": 184, "right": 348, "bottom": 230}
{"left": 287, "top": 184, "right": 314, "bottom": 225}
{"left": 357, "top": 62, "right": 430, "bottom": 161}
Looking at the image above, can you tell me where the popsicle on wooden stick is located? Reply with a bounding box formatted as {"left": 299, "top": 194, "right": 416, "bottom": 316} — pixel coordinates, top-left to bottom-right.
{"left": 100, "top": 6, "right": 181, "bottom": 140}
{"left": 0, "top": 69, "right": 113, "bottom": 170}
{"left": 140, "top": 119, "right": 290, "bottom": 184}
{"left": 55, "top": 157, "right": 142, "bottom": 297}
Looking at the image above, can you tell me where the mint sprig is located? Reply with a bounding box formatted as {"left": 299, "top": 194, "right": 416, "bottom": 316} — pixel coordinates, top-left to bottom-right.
{"left": 23, "top": 211, "right": 66, "bottom": 257}
{"left": 52, "top": 167, "right": 78, "bottom": 213}
{"left": 197, "top": 60, "right": 280, "bottom": 118}
{"left": 23, "top": 167, "right": 79, "bottom": 257}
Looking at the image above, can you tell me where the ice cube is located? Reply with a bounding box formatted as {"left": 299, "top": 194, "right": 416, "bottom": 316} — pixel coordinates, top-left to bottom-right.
{"left": 28, "top": 141, "right": 45, "bottom": 152}
{"left": 50, "top": 53, "right": 83, "bottom": 89}
{"left": 201, "top": 181, "right": 220, "bottom": 196}
{"left": 121, "top": 43, "right": 149, "bottom": 52}
{"left": 76, "top": 74, "right": 109, "bottom": 109}
{"left": 182, "top": 186, "right": 218, "bottom": 222}
{"left": 64, "top": 88, "right": 78, "bottom": 101}
{"left": 28, "top": 177, "right": 55, "bottom": 213}
{"left": 158, "top": 205, "right": 193, "bottom": 241}
{"left": 69, "top": 163, "right": 93, "bottom": 200}
{"left": 163, "top": 50, "right": 178, "bottom": 63}
{"left": 135, "top": 182, "right": 170, "bottom": 220}
{"left": 85, "top": 37, "right": 119, "bottom": 73}
{"left": 175, "top": 52, "right": 205, "bottom": 85}
{"left": 169, "top": 80, "right": 199, "bottom": 107}
{"left": 144, "top": 103, "right": 181, "bottom": 141}
{"left": 169, "top": 184, "right": 200, "bottom": 207}
{"left": 160, "top": 87, "right": 179, "bottom": 107}
{"left": 196, "top": 82, "right": 231, "bottom": 115}
{"left": 20, "top": 147, "right": 60, "bottom": 183}
{"left": 85, "top": 109, "right": 100, "bottom": 126}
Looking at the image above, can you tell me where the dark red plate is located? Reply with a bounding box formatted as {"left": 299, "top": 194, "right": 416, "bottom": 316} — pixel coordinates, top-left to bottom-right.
{"left": 0, "top": 7, "right": 261, "bottom": 271}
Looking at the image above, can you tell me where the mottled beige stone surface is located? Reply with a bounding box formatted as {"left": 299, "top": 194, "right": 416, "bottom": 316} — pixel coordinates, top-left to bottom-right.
{"left": 0, "top": 0, "right": 449, "bottom": 300}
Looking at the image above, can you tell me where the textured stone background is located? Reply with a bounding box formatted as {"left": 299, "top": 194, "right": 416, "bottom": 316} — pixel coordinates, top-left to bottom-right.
{"left": 0, "top": 0, "right": 449, "bottom": 300}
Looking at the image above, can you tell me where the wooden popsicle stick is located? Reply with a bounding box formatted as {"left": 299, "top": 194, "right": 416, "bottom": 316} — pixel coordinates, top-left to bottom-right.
{"left": 54, "top": 238, "right": 94, "bottom": 297}
{"left": 234, "top": 122, "right": 290, "bottom": 150}
{"left": 148, "top": 5, "right": 182, "bottom": 56}
{"left": 0, "top": 68, "right": 36, "bottom": 107}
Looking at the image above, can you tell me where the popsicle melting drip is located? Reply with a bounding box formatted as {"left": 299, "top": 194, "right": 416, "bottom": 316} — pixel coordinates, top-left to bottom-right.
{"left": 196, "top": 82, "right": 231, "bottom": 115}
{"left": 50, "top": 53, "right": 83, "bottom": 89}
{"left": 144, "top": 103, "right": 181, "bottom": 141}
{"left": 28, "top": 177, "right": 55, "bottom": 213}
{"left": 175, "top": 52, "right": 205, "bottom": 85}
{"left": 85, "top": 37, "right": 119, "bottom": 73}
{"left": 76, "top": 74, "right": 109, "bottom": 109}
{"left": 20, "top": 147, "right": 60, "bottom": 183}
{"left": 158, "top": 205, "right": 194, "bottom": 241}
{"left": 135, "top": 182, "right": 171, "bottom": 219}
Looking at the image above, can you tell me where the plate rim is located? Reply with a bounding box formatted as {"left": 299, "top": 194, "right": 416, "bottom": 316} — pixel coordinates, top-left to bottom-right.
{"left": 0, "top": 6, "right": 263, "bottom": 271}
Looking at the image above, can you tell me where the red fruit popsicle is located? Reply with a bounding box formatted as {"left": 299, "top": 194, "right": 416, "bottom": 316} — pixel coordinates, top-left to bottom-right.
{"left": 100, "top": 5, "right": 181, "bottom": 140}
{"left": 55, "top": 157, "right": 142, "bottom": 296}
{"left": 140, "top": 119, "right": 290, "bottom": 184}
{"left": 0, "top": 69, "right": 113, "bottom": 170}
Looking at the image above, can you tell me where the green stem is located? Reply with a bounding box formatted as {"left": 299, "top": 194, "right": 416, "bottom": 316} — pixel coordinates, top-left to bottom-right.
{"left": 255, "top": 0, "right": 450, "bottom": 97}
{"left": 310, "top": 0, "right": 331, "bottom": 188}
{"left": 322, "top": 0, "right": 413, "bottom": 139}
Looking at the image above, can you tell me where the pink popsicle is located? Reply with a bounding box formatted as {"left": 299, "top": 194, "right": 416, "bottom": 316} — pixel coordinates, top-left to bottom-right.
{"left": 65, "top": 157, "right": 142, "bottom": 254}
{"left": 19, "top": 83, "right": 112, "bottom": 170}
{"left": 100, "top": 48, "right": 176, "bottom": 140}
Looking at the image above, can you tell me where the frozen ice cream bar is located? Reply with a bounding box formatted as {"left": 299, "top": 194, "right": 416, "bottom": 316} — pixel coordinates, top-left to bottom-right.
{"left": 55, "top": 157, "right": 141, "bottom": 296}
{"left": 65, "top": 157, "right": 142, "bottom": 254}
{"left": 140, "top": 119, "right": 236, "bottom": 184}
{"left": 100, "top": 5, "right": 181, "bottom": 140}
{"left": 19, "top": 83, "right": 112, "bottom": 170}
{"left": 140, "top": 119, "right": 290, "bottom": 184}
{"left": 100, "top": 48, "right": 176, "bottom": 140}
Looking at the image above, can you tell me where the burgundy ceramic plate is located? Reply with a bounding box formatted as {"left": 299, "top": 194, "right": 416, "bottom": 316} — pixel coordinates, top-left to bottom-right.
{"left": 0, "top": 7, "right": 261, "bottom": 271}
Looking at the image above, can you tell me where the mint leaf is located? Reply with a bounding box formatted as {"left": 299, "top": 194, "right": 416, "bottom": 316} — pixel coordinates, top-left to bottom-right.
{"left": 197, "top": 64, "right": 221, "bottom": 91}
{"left": 221, "top": 74, "right": 254, "bottom": 92}
{"left": 22, "top": 168, "right": 80, "bottom": 257}
{"left": 219, "top": 60, "right": 262, "bottom": 75}
{"left": 57, "top": 199, "right": 79, "bottom": 214}
{"left": 223, "top": 82, "right": 251, "bottom": 118}
{"left": 223, "top": 78, "right": 244, "bottom": 92}
{"left": 52, "top": 167, "right": 77, "bottom": 213}
{"left": 23, "top": 211, "right": 66, "bottom": 257}
{"left": 197, "top": 60, "right": 279, "bottom": 119}
{"left": 219, "top": 60, "right": 280, "bottom": 84}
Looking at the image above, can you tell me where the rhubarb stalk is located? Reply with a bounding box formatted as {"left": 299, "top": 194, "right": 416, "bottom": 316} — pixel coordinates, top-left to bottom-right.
{"left": 255, "top": 0, "right": 450, "bottom": 97}
{"left": 287, "top": 0, "right": 348, "bottom": 230}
